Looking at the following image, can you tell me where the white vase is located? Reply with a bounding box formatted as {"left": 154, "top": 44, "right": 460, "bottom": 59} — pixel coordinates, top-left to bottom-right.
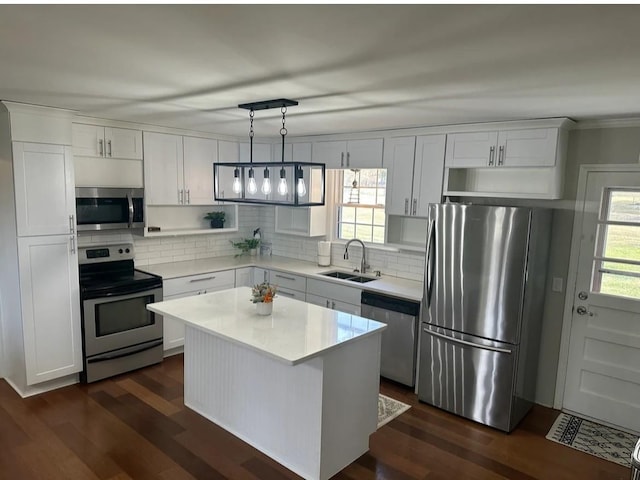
{"left": 256, "top": 301, "right": 273, "bottom": 316}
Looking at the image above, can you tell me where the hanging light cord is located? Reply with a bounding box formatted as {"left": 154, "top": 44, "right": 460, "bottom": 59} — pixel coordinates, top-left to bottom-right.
{"left": 249, "top": 109, "right": 254, "bottom": 164}
{"left": 280, "top": 106, "right": 287, "bottom": 163}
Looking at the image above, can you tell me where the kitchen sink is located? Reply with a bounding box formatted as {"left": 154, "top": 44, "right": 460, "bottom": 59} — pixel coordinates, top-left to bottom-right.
{"left": 320, "top": 271, "right": 377, "bottom": 283}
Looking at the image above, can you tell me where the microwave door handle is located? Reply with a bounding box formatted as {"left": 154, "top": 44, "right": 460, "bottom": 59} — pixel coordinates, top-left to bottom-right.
{"left": 127, "top": 192, "right": 134, "bottom": 228}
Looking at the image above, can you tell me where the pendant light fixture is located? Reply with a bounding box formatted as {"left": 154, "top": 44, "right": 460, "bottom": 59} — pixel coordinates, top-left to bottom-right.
{"left": 213, "top": 98, "right": 325, "bottom": 207}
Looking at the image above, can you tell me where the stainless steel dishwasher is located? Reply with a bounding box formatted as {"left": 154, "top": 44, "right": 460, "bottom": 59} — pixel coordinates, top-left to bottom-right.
{"left": 361, "top": 291, "right": 420, "bottom": 387}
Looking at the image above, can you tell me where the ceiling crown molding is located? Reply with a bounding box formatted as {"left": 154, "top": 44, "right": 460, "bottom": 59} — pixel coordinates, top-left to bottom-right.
{"left": 574, "top": 117, "right": 640, "bottom": 130}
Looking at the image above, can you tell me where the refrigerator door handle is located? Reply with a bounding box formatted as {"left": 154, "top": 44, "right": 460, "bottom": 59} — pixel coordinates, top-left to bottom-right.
{"left": 425, "top": 219, "right": 436, "bottom": 307}
{"left": 423, "top": 328, "right": 513, "bottom": 354}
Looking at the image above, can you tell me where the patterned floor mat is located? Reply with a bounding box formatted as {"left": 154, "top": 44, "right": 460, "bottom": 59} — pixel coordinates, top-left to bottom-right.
{"left": 378, "top": 394, "right": 411, "bottom": 429}
{"left": 546, "top": 413, "right": 637, "bottom": 468}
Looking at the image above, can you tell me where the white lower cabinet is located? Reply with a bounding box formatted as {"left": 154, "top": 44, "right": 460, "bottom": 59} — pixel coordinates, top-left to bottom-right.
{"left": 17, "top": 234, "right": 82, "bottom": 385}
{"left": 235, "top": 267, "right": 254, "bottom": 287}
{"left": 305, "top": 278, "right": 361, "bottom": 315}
{"left": 162, "top": 270, "right": 235, "bottom": 351}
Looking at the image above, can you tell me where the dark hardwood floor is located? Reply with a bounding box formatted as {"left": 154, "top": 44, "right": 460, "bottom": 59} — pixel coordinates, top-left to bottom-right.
{"left": 0, "top": 355, "right": 629, "bottom": 479}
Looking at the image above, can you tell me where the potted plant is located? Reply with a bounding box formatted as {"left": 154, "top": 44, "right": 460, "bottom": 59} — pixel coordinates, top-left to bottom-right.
{"left": 230, "top": 238, "right": 261, "bottom": 256}
{"left": 204, "top": 211, "right": 226, "bottom": 228}
{"left": 251, "top": 282, "right": 277, "bottom": 315}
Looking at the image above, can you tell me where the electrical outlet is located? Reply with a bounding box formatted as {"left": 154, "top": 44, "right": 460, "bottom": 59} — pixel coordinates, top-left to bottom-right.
{"left": 552, "top": 277, "right": 564, "bottom": 293}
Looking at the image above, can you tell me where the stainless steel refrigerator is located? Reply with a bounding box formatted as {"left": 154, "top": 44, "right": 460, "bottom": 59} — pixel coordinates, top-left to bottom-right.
{"left": 417, "top": 203, "right": 551, "bottom": 432}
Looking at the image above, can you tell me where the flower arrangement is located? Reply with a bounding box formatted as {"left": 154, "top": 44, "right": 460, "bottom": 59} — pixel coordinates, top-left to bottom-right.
{"left": 251, "top": 282, "right": 277, "bottom": 304}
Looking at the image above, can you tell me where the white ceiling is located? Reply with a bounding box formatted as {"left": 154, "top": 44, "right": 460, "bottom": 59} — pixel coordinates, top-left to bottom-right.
{"left": 2, "top": 4, "right": 640, "bottom": 137}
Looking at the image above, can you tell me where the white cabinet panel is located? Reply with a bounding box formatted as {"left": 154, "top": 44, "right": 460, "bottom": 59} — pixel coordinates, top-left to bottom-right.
{"left": 305, "top": 293, "right": 360, "bottom": 316}
{"left": 235, "top": 267, "right": 254, "bottom": 287}
{"left": 413, "top": 135, "right": 446, "bottom": 216}
{"left": 216, "top": 140, "right": 239, "bottom": 201}
{"left": 18, "top": 234, "right": 82, "bottom": 385}
{"left": 73, "top": 124, "right": 142, "bottom": 160}
{"left": 253, "top": 268, "right": 270, "bottom": 285}
{"left": 144, "top": 132, "right": 184, "bottom": 205}
{"left": 445, "top": 131, "right": 498, "bottom": 168}
{"left": 273, "top": 142, "right": 312, "bottom": 163}
{"left": 306, "top": 278, "right": 361, "bottom": 306}
{"left": 385, "top": 136, "right": 416, "bottom": 216}
{"left": 240, "top": 142, "right": 272, "bottom": 163}
{"left": 277, "top": 287, "right": 306, "bottom": 302}
{"left": 498, "top": 128, "right": 558, "bottom": 167}
{"left": 104, "top": 127, "right": 143, "bottom": 160}
{"left": 163, "top": 291, "right": 190, "bottom": 351}
{"left": 313, "top": 139, "right": 383, "bottom": 169}
{"left": 270, "top": 271, "right": 307, "bottom": 292}
{"left": 13, "top": 142, "right": 75, "bottom": 237}
{"left": 183, "top": 136, "right": 218, "bottom": 205}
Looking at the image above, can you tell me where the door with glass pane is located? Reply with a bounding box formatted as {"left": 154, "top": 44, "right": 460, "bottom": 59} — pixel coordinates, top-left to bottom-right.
{"left": 563, "top": 168, "right": 640, "bottom": 432}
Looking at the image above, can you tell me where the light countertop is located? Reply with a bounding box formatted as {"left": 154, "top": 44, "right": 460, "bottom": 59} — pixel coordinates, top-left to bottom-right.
{"left": 138, "top": 255, "right": 423, "bottom": 302}
{"left": 147, "top": 286, "right": 387, "bottom": 365}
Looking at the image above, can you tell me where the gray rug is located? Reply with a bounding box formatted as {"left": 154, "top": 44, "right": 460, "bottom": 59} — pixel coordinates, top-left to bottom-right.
{"left": 546, "top": 413, "right": 637, "bottom": 468}
{"left": 377, "top": 394, "right": 411, "bottom": 428}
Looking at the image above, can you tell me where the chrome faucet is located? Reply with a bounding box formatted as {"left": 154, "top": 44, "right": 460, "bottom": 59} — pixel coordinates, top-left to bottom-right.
{"left": 344, "top": 238, "right": 370, "bottom": 274}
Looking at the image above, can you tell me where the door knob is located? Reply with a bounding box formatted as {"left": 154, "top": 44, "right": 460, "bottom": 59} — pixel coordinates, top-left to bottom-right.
{"left": 578, "top": 291, "right": 588, "bottom": 300}
{"left": 576, "top": 306, "right": 593, "bottom": 316}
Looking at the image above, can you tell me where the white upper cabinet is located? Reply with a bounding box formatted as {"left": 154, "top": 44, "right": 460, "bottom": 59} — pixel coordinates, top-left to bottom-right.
{"left": 216, "top": 140, "right": 239, "bottom": 201}
{"left": 445, "top": 128, "right": 558, "bottom": 168}
{"left": 312, "top": 138, "right": 383, "bottom": 169}
{"left": 272, "top": 142, "right": 312, "bottom": 163}
{"left": 183, "top": 136, "right": 218, "bottom": 205}
{"left": 144, "top": 132, "right": 184, "bottom": 205}
{"left": 13, "top": 142, "right": 75, "bottom": 237}
{"left": 72, "top": 124, "right": 142, "bottom": 160}
{"left": 145, "top": 132, "right": 219, "bottom": 206}
{"left": 385, "top": 135, "right": 446, "bottom": 217}
{"left": 18, "top": 234, "right": 82, "bottom": 385}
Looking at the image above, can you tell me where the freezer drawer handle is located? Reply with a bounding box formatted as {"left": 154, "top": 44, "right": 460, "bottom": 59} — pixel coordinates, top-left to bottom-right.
{"left": 423, "top": 328, "right": 513, "bottom": 354}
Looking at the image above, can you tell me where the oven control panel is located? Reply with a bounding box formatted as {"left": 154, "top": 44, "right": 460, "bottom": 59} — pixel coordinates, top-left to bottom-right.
{"left": 79, "top": 244, "right": 135, "bottom": 264}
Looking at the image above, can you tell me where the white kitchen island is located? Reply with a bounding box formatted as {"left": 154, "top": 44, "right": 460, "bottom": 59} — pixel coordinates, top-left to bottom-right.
{"left": 147, "top": 286, "right": 386, "bottom": 480}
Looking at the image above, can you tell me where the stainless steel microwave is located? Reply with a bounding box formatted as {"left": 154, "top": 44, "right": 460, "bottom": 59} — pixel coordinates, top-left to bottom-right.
{"left": 75, "top": 187, "right": 144, "bottom": 231}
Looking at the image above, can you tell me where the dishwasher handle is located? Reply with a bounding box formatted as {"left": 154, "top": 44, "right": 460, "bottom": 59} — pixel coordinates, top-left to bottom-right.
{"left": 361, "top": 291, "right": 420, "bottom": 316}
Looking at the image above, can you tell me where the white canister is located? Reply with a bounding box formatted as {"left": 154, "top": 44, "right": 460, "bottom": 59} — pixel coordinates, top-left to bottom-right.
{"left": 318, "top": 241, "right": 331, "bottom": 266}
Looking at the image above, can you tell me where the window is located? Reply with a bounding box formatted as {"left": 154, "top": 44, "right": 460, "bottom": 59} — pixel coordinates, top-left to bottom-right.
{"left": 591, "top": 188, "right": 640, "bottom": 299}
{"left": 336, "top": 169, "right": 386, "bottom": 244}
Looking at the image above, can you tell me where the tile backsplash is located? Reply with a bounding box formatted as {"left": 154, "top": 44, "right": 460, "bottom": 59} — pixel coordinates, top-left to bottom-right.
{"left": 78, "top": 205, "right": 425, "bottom": 281}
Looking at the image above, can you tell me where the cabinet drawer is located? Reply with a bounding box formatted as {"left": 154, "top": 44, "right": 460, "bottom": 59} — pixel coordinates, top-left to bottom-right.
{"left": 306, "top": 278, "right": 361, "bottom": 305}
{"left": 270, "top": 270, "right": 306, "bottom": 292}
{"left": 277, "top": 287, "right": 306, "bottom": 302}
{"left": 164, "top": 269, "right": 235, "bottom": 296}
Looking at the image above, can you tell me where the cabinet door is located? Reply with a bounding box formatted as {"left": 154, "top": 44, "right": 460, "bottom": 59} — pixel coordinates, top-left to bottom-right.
{"left": 18, "top": 234, "right": 82, "bottom": 385}
{"left": 162, "top": 291, "right": 191, "bottom": 351}
{"left": 384, "top": 136, "right": 416, "bottom": 216}
{"left": 235, "top": 267, "right": 254, "bottom": 287}
{"left": 313, "top": 140, "right": 346, "bottom": 169}
{"left": 413, "top": 134, "right": 446, "bottom": 217}
{"left": 144, "top": 132, "right": 184, "bottom": 205}
{"left": 272, "top": 142, "right": 312, "bottom": 163}
{"left": 13, "top": 142, "right": 75, "bottom": 236}
{"left": 72, "top": 124, "right": 104, "bottom": 157}
{"left": 498, "top": 128, "right": 558, "bottom": 167}
{"left": 216, "top": 140, "right": 239, "bottom": 201}
{"left": 346, "top": 138, "right": 384, "bottom": 169}
{"left": 104, "top": 127, "right": 143, "bottom": 160}
{"left": 183, "top": 136, "right": 218, "bottom": 205}
{"left": 304, "top": 293, "right": 360, "bottom": 315}
{"left": 445, "top": 131, "right": 498, "bottom": 168}
{"left": 305, "top": 292, "right": 331, "bottom": 308}
{"left": 253, "top": 268, "right": 270, "bottom": 285}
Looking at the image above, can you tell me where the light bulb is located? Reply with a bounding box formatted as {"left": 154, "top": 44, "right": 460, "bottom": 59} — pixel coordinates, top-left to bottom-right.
{"left": 261, "top": 167, "right": 271, "bottom": 195}
{"left": 232, "top": 176, "right": 242, "bottom": 194}
{"left": 261, "top": 177, "right": 271, "bottom": 195}
{"left": 297, "top": 177, "right": 307, "bottom": 196}
{"left": 278, "top": 178, "right": 288, "bottom": 196}
{"left": 247, "top": 177, "right": 257, "bottom": 194}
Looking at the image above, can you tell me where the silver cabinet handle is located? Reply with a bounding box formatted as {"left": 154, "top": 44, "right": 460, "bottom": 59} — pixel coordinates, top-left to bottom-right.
{"left": 488, "top": 145, "right": 495, "bottom": 166}
{"left": 412, "top": 199, "right": 417, "bottom": 215}
{"left": 423, "top": 328, "right": 512, "bottom": 354}
{"left": 274, "top": 273, "right": 295, "bottom": 281}
{"left": 326, "top": 299, "right": 330, "bottom": 308}
{"left": 69, "top": 214, "right": 75, "bottom": 234}
{"left": 279, "top": 290, "right": 295, "bottom": 297}
{"left": 98, "top": 139, "right": 104, "bottom": 157}
{"left": 331, "top": 301, "right": 336, "bottom": 309}
{"left": 107, "top": 139, "right": 112, "bottom": 157}
{"left": 340, "top": 152, "right": 344, "bottom": 168}
{"left": 404, "top": 198, "right": 409, "bottom": 215}
{"left": 70, "top": 235, "right": 75, "bottom": 254}
{"left": 346, "top": 152, "right": 350, "bottom": 167}
{"left": 264, "top": 271, "right": 268, "bottom": 282}
{"left": 498, "top": 145, "right": 505, "bottom": 166}
{"left": 179, "top": 189, "right": 184, "bottom": 204}
{"left": 189, "top": 276, "right": 215, "bottom": 283}
{"left": 186, "top": 189, "right": 190, "bottom": 204}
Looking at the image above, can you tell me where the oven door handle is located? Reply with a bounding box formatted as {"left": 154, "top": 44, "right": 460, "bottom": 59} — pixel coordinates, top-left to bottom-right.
{"left": 127, "top": 192, "right": 134, "bottom": 228}
{"left": 87, "top": 339, "right": 163, "bottom": 364}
